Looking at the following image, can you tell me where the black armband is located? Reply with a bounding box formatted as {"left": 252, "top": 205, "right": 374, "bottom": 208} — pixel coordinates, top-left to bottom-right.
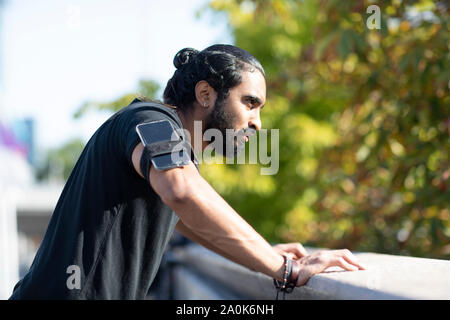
{"left": 136, "top": 120, "right": 192, "bottom": 181}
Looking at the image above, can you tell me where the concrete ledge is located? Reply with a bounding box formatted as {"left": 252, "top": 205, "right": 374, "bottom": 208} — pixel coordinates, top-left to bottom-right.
{"left": 171, "top": 244, "right": 450, "bottom": 300}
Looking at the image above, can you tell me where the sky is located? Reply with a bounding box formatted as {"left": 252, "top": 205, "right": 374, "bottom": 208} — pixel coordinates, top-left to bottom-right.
{"left": 0, "top": 0, "right": 232, "bottom": 152}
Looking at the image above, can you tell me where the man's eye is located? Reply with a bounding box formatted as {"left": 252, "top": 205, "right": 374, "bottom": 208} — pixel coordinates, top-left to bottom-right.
{"left": 247, "top": 98, "right": 256, "bottom": 108}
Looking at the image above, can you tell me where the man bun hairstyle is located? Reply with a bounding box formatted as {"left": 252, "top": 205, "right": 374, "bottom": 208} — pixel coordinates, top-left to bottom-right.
{"left": 163, "top": 44, "right": 265, "bottom": 112}
{"left": 173, "top": 48, "right": 200, "bottom": 69}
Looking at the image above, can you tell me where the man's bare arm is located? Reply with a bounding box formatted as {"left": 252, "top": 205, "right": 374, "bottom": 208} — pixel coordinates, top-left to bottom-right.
{"left": 131, "top": 143, "right": 366, "bottom": 285}
{"left": 177, "top": 220, "right": 309, "bottom": 263}
{"left": 154, "top": 162, "right": 286, "bottom": 280}
{"left": 175, "top": 219, "right": 238, "bottom": 263}
{"left": 131, "top": 142, "right": 285, "bottom": 281}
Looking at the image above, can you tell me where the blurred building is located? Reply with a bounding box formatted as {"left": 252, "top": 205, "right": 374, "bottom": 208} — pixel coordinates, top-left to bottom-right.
{"left": 0, "top": 118, "right": 35, "bottom": 300}
{"left": 0, "top": 145, "right": 30, "bottom": 299}
{"left": 0, "top": 119, "right": 60, "bottom": 299}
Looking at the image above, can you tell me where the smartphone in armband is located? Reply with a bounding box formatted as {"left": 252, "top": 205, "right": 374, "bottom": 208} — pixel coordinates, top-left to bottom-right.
{"left": 136, "top": 120, "right": 191, "bottom": 170}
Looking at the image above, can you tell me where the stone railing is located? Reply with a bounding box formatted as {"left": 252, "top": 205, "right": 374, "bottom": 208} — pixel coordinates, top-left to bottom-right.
{"left": 167, "top": 243, "right": 450, "bottom": 300}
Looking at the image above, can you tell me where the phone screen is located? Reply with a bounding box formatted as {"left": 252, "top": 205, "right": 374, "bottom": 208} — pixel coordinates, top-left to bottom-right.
{"left": 137, "top": 120, "right": 179, "bottom": 145}
{"left": 136, "top": 120, "right": 191, "bottom": 170}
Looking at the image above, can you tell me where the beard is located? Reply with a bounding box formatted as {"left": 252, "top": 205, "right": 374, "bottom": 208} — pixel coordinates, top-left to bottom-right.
{"left": 204, "top": 95, "right": 252, "bottom": 158}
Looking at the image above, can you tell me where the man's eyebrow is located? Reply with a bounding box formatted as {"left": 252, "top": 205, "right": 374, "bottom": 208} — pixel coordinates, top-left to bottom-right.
{"left": 244, "top": 95, "right": 265, "bottom": 108}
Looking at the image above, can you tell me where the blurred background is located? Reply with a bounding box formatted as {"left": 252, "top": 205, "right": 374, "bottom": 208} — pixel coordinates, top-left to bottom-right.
{"left": 0, "top": 0, "right": 448, "bottom": 299}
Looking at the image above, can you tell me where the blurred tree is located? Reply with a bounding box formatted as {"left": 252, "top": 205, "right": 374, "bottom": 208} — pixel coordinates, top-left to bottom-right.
{"left": 35, "top": 138, "right": 85, "bottom": 182}
{"left": 204, "top": 0, "right": 449, "bottom": 258}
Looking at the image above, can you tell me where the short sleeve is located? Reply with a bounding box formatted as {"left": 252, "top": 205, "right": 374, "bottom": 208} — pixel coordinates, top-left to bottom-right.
{"left": 115, "top": 102, "right": 184, "bottom": 167}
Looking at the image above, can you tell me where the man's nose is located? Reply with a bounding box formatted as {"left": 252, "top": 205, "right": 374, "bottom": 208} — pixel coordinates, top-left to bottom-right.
{"left": 249, "top": 109, "right": 262, "bottom": 131}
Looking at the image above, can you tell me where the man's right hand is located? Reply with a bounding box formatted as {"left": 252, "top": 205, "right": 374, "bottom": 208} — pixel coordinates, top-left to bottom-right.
{"left": 295, "top": 249, "right": 367, "bottom": 286}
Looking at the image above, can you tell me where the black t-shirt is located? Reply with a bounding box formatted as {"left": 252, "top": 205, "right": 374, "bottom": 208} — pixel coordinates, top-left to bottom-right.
{"left": 9, "top": 98, "right": 197, "bottom": 300}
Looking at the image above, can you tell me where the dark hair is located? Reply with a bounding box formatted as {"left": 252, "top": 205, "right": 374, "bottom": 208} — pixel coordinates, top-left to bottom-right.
{"left": 163, "top": 44, "right": 265, "bottom": 112}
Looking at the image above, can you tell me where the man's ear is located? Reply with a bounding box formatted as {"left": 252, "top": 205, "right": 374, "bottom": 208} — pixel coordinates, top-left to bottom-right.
{"left": 194, "top": 80, "right": 217, "bottom": 109}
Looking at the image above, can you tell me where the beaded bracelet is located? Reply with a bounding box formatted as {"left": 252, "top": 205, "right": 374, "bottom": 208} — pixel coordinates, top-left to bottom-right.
{"left": 273, "top": 255, "right": 297, "bottom": 300}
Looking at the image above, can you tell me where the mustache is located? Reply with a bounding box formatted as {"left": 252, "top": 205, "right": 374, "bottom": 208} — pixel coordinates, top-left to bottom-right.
{"left": 237, "top": 127, "right": 257, "bottom": 137}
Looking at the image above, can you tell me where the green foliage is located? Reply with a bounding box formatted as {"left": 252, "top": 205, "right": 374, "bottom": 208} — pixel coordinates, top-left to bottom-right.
{"left": 35, "top": 138, "right": 85, "bottom": 182}
{"left": 205, "top": 0, "right": 449, "bottom": 258}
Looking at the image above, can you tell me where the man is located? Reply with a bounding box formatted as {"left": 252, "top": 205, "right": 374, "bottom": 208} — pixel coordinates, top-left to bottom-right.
{"left": 10, "top": 44, "right": 365, "bottom": 300}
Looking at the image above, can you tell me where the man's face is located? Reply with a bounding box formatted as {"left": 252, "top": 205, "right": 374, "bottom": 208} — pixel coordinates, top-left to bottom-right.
{"left": 205, "top": 69, "right": 266, "bottom": 157}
